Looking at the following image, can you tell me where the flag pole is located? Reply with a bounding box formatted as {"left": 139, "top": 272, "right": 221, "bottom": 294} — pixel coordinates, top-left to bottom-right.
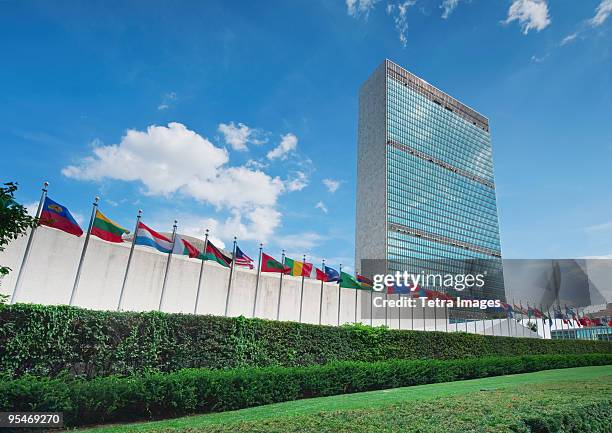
{"left": 298, "top": 254, "right": 306, "bottom": 323}
{"left": 11, "top": 181, "right": 48, "bottom": 304}
{"left": 224, "top": 237, "right": 237, "bottom": 317}
{"left": 319, "top": 259, "right": 325, "bottom": 325}
{"left": 117, "top": 209, "right": 142, "bottom": 311}
{"left": 158, "top": 220, "right": 178, "bottom": 311}
{"left": 337, "top": 264, "right": 342, "bottom": 326}
{"left": 540, "top": 303, "right": 546, "bottom": 339}
{"left": 276, "top": 250, "right": 286, "bottom": 320}
{"left": 193, "top": 229, "right": 209, "bottom": 314}
{"left": 69, "top": 196, "right": 99, "bottom": 306}
{"left": 252, "top": 243, "right": 263, "bottom": 318}
{"left": 354, "top": 284, "right": 359, "bottom": 324}
{"left": 519, "top": 300, "right": 526, "bottom": 337}
{"left": 369, "top": 289, "right": 373, "bottom": 327}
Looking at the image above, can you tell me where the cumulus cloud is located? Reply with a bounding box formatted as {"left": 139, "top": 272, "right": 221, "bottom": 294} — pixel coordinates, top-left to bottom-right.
{"left": 322, "top": 178, "right": 341, "bottom": 193}
{"left": 284, "top": 171, "right": 309, "bottom": 192}
{"left": 590, "top": 0, "right": 612, "bottom": 27}
{"left": 315, "top": 201, "right": 328, "bottom": 214}
{"left": 218, "top": 121, "right": 267, "bottom": 151}
{"left": 62, "top": 123, "right": 288, "bottom": 211}
{"left": 346, "top": 0, "right": 379, "bottom": 18}
{"left": 504, "top": 0, "right": 551, "bottom": 34}
{"left": 387, "top": 1, "right": 416, "bottom": 47}
{"left": 181, "top": 207, "right": 282, "bottom": 244}
{"left": 441, "top": 0, "right": 460, "bottom": 19}
{"left": 267, "top": 133, "right": 298, "bottom": 160}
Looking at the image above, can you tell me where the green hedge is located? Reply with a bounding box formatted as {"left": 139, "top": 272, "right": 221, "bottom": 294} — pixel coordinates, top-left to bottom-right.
{"left": 1, "top": 354, "right": 610, "bottom": 428}
{"left": 1, "top": 304, "right": 611, "bottom": 378}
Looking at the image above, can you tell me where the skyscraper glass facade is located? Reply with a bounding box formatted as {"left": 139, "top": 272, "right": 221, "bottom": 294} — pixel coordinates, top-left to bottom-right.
{"left": 356, "top": 60, "right": 505, "bottom": 302}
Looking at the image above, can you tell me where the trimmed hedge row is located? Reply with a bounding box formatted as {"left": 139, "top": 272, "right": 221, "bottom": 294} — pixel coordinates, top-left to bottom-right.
{"left": 1, "top": 354, "right": 610, "bottom": 427}
{"left": 1, "top": 304, "right": 611, "bottom": 378}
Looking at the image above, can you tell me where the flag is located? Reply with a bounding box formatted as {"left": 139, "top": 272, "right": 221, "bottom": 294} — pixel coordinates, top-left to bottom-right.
{"left": 39, "top": 197, "right": 83, "bottom": 236}
{"left": 323, "top": 265, "right": 340, "bottom": 282}
{"left": 135, "top": 222, "right": 173, "bottom": 253}
{"left": 200, "top": 241, "right": 231, "bottom": 267}
{"left": 387, "top": 280, "right": 411, "bottom": 294}
{"left": 91, "top": 210, "right": 129, "bottom": 243}
{"left": 410, "top": 285, "right": 430, "bottom": 298}
{"left": 261, "top": 252, "right": 290, "bottom": 273}
{"left": 172, "top": 235, "right": 200, "bottom": 258}
{"left": 357, "top": 274, "right": 374, "bottom": 289}
{"left": 234, "top": 246, "right": 254, "bottom": 269}
{"left": 501, "top": 302, "right": 514, "bottom": 318}
{"left": 339, "top": 271, "right": 364, "bottom": 289}
{"left": 284, "top": 256, "right": 313, "bottom": 277}
{"left": 513, "top": 304, "right": 528, "bottom": 315}
{"left": 315, "top": 267, "right": 328, "bottom": 281}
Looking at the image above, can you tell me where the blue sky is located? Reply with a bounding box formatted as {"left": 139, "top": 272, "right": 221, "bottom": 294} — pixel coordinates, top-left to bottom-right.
{"left": 1, "top": 0, "right": 611, "bottom": 268}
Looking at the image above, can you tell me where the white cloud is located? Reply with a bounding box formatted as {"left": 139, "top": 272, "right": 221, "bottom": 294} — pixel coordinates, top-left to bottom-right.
{"left": 157, "top": 92, "right": 177, "bottom": 110}
{"left": 322, "top": 178, "right": 341, "bottom": 193}
{"left": 284, "top": 171, "right": 309, "bottom": 192}
{"left": 560, "top": 32, "right": 578, "bottom": 46}
{"left": 530, "top": 53, "right": 549, "bottom": 62}
{"left": 346, "top": 0, "right": 379, "bottom": 18}
{"left": 315, "top": 201, "right": 328, "bottom": 214}
{"left": 441, "top": 0, "right": 460, "bottom": 19}
{"left": 62, "top": 122, "right": 287, "bottom": 212}
{"left": 267, "top": 133, "right": 298, "bottom": 160}
{"left": 387, "top": 1, "right": 416, "bottom": 47}
{"left": 182, "top": 207, "right": 281, "bottom": 244}
{"left": 277, "top": 232, "right": 324, "bottom": 251}
{"left": 590, "top": 0, "right": 612, "bottom": 27}
{"left": 586, "top": 221, "right": 612, "bottom": 232}
{"left": 24, "top": 201, "right": 39, "bottom": 217}
{"left": 62, "top": 122, "right": 290, "bottom": 242}
{"left": 218, "top": 121, "right": 267, "bottom": 152}
{"left": 504, "top": 0, "right": 551, "bottom": 34}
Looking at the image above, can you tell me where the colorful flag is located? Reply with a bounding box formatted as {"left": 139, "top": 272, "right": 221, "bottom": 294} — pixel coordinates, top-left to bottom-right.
{"left": 339, "top": 271, "right": 364, "bottom": 289}
{"left": 39, "top": 197, "right": 83, "bottom": 236}
{"left": 357, "top": 274, "right": 374, "bottom": 289}
{"left": 200, "top": 241, "right": 231, "bottom": 267}
{"left": 387, "top": 280, "right": 411, "bottom": 294}
{"left": 501, "top": 302, "right": 514, "bottom": 318}
{"left": 261, "top": 252, "right": 290, "bottom": 273}
{"left": 315, "top": 267, "right": 328, "bottom": 281}
{"left": 284, "top": 256, "right": 313, "bottom": 277}
{"left": 135, "top": 222, "right": 173, "bottom": 253}
{"left": 234, "top": 246, "right": 254, "bottom": 269}
{"left": 410, "top": 285, "right": 430, "bottom": 298}
{"left": 91, "top": 210, "right": 128, "bottom": 243}
{"left": 172, "top": 235, "right": 200, "bottom": 258}
{"left": 323, "top": 265, "right": 340, "bottom": 282}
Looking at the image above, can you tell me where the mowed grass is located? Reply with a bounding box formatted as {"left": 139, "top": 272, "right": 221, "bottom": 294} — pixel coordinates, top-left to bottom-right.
{"left": 73, "top": 365, "right": 612, "bottom": 433}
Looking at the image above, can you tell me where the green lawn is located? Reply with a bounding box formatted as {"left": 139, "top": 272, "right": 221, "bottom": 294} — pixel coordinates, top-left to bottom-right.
{"left": 73, "top": 365, "right": 612, "bottom": 433}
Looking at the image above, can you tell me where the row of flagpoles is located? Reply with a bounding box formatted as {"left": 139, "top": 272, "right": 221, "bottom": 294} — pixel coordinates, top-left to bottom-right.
{"left": 8, "top": 183, "right": 612, "bottom": 336}
{"left": 10, "top": 183, "right": 368, "bottom": 324}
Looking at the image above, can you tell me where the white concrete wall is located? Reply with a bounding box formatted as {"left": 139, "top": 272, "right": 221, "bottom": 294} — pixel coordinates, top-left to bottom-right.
{"left": 0, "top": 226, "right": 365, "bottom": 326}
{"left": 0, "top": 226, "right": 543, "bottom": 338}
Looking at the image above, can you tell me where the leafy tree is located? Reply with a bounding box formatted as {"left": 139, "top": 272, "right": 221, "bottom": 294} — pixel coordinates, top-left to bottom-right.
{"left": 0, "top": 182, "right": 37, "bottom": 280}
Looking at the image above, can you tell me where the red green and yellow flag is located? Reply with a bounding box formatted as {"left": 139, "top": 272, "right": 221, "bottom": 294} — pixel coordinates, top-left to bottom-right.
{"left": 200, "top": 241, "right": 231, "bottom": 267}
{"left": 91, "top": 210, "right": 129, "bottom": 243}
{"left": 261, "top": 252, "right": 290, "bottom": 273}
{"left": 283, "top": 256, "right": 313, "bottom": 277}
{"left": 339, "top": 271, "right": 364, "bottom": 290}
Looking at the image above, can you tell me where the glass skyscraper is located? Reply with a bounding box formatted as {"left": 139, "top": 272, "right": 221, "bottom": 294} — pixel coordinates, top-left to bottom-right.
{"left": 356, "top": 59, "right": 505, "bottom": 302}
